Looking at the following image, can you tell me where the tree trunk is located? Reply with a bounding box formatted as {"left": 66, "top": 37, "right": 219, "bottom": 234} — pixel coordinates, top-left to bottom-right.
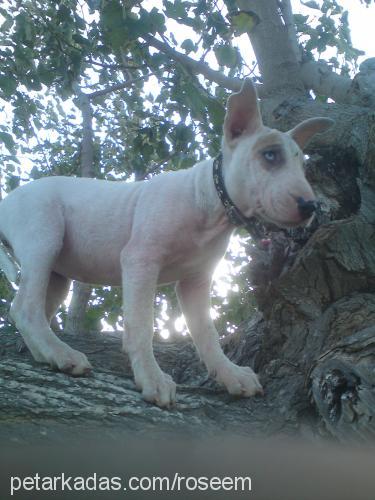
{"left": 235, "top": 110, "right": 375, "bottom": 441}
{"left": 209, "top": 2, "right": 375, "bottom": 441}
{"left": 236, "top": 0, "right": 304, "bottom": 93}
{"left": 65, "top": 85, "right": 95, "bottom": 334}
{"left": 64, "top": 281, "right": 92, "bottom": 335}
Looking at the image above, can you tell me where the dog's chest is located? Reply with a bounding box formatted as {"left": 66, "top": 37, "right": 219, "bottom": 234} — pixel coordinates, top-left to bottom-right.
{"left": 157, "top": 223, "right": 233, "bottom": 284}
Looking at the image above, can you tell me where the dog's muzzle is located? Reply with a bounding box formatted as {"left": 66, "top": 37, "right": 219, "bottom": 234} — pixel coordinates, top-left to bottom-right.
{"left": 296, "top": 197, "right": 317, "bottom": 220}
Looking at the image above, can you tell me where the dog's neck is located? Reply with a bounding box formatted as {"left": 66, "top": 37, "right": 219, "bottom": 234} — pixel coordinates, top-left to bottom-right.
{"left": 192, "top": 150, "right": 264, "bottom": 242}
{"left": 212, "top": 153, "right": 257, "bottom": 231}
{"left": 192, "top": 158, "right": 233, "bottom": 232}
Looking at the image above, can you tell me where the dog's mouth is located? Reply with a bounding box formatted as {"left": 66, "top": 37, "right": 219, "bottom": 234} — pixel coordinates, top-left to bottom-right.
{"left": 256, "top": 208, "right": 313, "bottom": 229}
{"left": 254, "top": 190, "right": 316, "bottom": 230}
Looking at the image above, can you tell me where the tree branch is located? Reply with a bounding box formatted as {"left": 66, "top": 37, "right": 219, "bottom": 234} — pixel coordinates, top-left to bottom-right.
{"left": 87, "top": 58, "right": 143, "bottom": 71}
{"left": 143, "top": 32, "right": 356, "bottom": 104}
{"left": 235, "top": 0, "right": 304, "bottom": 93}
{"left": 300, "top": 60, "right": 352, "bottom": 103}
{"left": 279, "top": 0, "right": 301, "bottom": 63}
{"left": 142, "top": 34, "right": 243, "bottom": 92}
{"left": 88, "top": 75, "right": 149, "bottom": 99}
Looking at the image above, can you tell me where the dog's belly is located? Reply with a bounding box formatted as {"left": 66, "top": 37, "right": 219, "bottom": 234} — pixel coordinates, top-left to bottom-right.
{"left": 53, "top": 233, "right": 229, "bottom": 287}
{"left": 53, "top": 247, "right": 123, "bottom": 286}
{"left": 53, "top": 223, "right": 127, "bottom": 286}
{"left": 54, "top": 247, "right": 218, "bottom": 287}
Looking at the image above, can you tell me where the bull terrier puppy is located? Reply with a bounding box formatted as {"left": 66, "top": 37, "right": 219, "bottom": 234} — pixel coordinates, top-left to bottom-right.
{"left": 0, "top": 80, "right": 333, "bottom": 407}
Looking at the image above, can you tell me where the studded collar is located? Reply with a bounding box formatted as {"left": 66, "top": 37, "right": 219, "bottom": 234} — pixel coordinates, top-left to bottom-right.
{"left": 212, "top": 153, "right": 264, "bottom": 240}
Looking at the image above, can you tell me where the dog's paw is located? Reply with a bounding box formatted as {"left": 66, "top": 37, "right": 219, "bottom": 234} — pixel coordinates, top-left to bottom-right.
{"left": 214, "top": 362, "right": 263, "bottom": 397}
{"left": 49, "top": 346, "right": 92, "bottom": 376}
{"left": 134, "top": 365, "right": 176, "bottom": 408}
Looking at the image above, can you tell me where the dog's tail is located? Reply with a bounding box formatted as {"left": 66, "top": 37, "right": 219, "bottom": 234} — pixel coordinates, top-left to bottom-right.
{"left": 0, "top": 239, "right": 19, "bottom": 283}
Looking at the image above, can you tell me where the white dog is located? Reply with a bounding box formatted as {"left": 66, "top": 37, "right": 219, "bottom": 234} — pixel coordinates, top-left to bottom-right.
{"left": 0, "top": 80, "right": 332, "bottom": 407}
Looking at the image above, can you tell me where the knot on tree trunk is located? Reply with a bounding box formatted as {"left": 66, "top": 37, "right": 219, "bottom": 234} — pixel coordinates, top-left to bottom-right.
{"left": 311, "top": 325, "right": 375, "bottom": 442}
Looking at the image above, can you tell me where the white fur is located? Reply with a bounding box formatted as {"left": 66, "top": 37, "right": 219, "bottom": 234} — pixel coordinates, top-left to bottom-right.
{"left": 0, "top": 80, "right": 332, "bottom": 407}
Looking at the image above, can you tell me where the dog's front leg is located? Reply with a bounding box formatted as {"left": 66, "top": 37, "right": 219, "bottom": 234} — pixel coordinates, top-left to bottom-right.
{"left": 176, "top": 276, "right": 263, "bottom": 397}
{"left": 121, "top": 249, "right": 176, "bottom": 408}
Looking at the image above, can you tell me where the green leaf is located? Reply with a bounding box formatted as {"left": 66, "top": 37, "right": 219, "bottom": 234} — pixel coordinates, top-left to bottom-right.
{"left": 164, "top": 0, "right": 187, "bottom": 19}
{"left": 6, "top": 174, "right": 20, "bottom": 191}
{"left": 182, "top": 86, "right": 206, "bottom": 121}
{"left": 25, "top": 72, "right": 42, "bottom": 91}
{"left": 294, "top": 14, "right": 309, "bottom": 28}
{"left": 206, "top": 99, "right": 225, "bottom": 130}
{"left": 0, "top": 132, "right": 15, "bottom": 153}
{"left": 302, "top": 1, "right": 320, "bottom": 9}
{"left": 1, "top": 16, "right": 14, "bottom": 32}
{"left": 173, "top": 123, "right": 195, "bottom": 145}
{"left": 214, "top": 44, "right": 238, "bottom": 68}
{"left": 181, "top": 39, "right": 196, "bottom": 53}
{"left": 231, "top": 10, "right": 259, "bottom": 36}
{"left": 74, "top": 13, "right": 86, "bottom": 31}
{"left": 37, "top": 63, "right": 55, "bottom": 86}
{"left": 149, "top": 8, "right": 166, "bottom": 33}
{"left": 30, "top": 166, "right": 43, "bottom": 180}
{"left": 72, "top": 33, "right": 90, "bottom": 47}
{"left": 101, "top": 0, "right": 126, "bottom": 48}
{"left": 5, "top": 155, "right": 20, "bottom": 165}
{"left": 87, "top": 0, "right": 101, "bottom": 10}
{"left": 57, "top": 5, "right": 72, "bottom": 23}
{"left": 0, "top": 75, "right": 17, "bottom": 96}
{"left": 208, "top": 11, "right": 228, "bottom": 36}
{"left": 156, "top": 140, "right": 169, "bottom": 158}
{"left": 15, "top": 12, "right": 35, "bottom": 45}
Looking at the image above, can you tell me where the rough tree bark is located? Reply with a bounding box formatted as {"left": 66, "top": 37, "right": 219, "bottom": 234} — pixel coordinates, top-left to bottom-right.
{"left": 229, "top": 0, "right": 375, "bottom": 442}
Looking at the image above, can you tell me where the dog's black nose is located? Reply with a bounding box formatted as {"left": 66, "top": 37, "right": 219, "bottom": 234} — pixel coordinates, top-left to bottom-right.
{"left": 296, "top": 197, "right": 317, "bottom": 220}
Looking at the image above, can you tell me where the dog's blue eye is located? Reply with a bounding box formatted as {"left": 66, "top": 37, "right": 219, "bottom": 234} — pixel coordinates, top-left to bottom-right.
{"left": 263, "top": 150, "right": 276, "bottom": 162}
{"left": 261, "top": 146, "right": 285, "bottom": 166}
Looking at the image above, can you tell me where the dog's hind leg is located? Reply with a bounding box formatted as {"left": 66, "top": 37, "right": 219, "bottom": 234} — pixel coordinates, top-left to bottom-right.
{"left": 9, "top": 225, "right": 91, "bottom": 375}
{"left": 11, "top": 260, "right": 91, "bottom": 374}
{"left": 45, "top": 271, "right": 71, "bottom": 326}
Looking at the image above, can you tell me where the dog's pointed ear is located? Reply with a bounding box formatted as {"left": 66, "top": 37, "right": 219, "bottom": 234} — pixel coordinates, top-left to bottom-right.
{"left": 289, "top": 117, "right": 334, "bottom": 149}
{"left": 224, "top": 79, "right": 262, "bottom": 145}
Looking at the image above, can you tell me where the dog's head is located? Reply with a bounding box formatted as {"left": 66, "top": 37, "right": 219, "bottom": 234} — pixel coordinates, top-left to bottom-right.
{"left": 221, "top": 80, "right": 333, "bottom": 228}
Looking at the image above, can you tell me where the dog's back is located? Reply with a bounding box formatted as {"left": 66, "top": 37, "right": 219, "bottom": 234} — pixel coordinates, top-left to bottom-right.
{"left": 0, "top": 176, "right": 143, "bottom": 285}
